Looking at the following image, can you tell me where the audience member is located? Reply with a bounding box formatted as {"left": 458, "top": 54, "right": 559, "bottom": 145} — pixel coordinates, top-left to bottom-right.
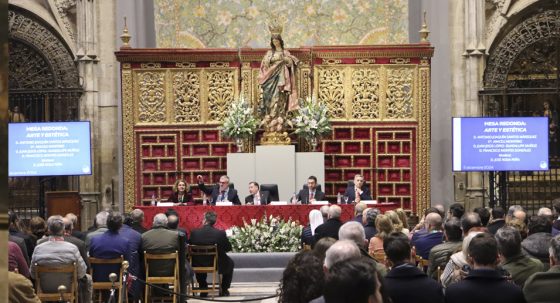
{"left": 323, "top": 240, "right": 361, "bottom": 270}
{"left": 296, "top": 176, "right": 325, "bottom": 204}
{"left": 319, "top": 205, "right": 330, "bottom": 222}
{"left": 507, "top": 218, "right": 528, "bottom": 239}
{"left": 66, "top": 213, "right": 86, "bottom": 240}
{"left": 440, "top": 231, "right": 483, "bottom": 288}
{"left": 85, "top": 210, "right": 109, "bottom": 250}
{"left": 386, "top": 210, "right": 409, "bottom": 235}
{"left": 9, "top": 233, "right": 29, "bottom": 266}
{"left": 128, "top": 209, "right": 148, "bottom": 234}
{"left": 448, "top": 203, "right": 465, "bottom": 220}
{"left": 9, "top": 241, "right": 30, "bottom": 279}
{"left": 396, "top": 208, "right": 410, "bottom": 231}
{"left": 301, "top": 209, "right": 323, "bottom": 246}
{"left": 278, "top": 251, "right": 324, "bottom": 303}
{"left": 9, "top": 211, "right": 35, "bottom": 261}
{"left": 433, "top": 204, "right": 446, "bottom": 218}
{"left": 314, "top": 205, "right": 343, "bottom": 242}
{"left": 487, "top": 206, "right": 506, "bottom": 234}
{"left": 363, "top": 208, "right": 378, "bottom": 240}
{"left": 339, "top": 221, "right": 387, "bottom": 276}
{"left": 89, "top": 211, "right": 132, "bottom": 284}
{"left": 513, "top": 210, "right": 527, "bottom": 224}
{"left": 537, "top": 207, "right": 552, "bottom": 219}
{"left": 427, "top": 217, "right": 463, "bottom": 279}
{"left": 445, "top": 233, "right": 525, "bottom": 303}
{"left": 383, "top": 232, "right": 443, "bottom": 303}
{"left": 368, "top": 214, "right": 393, "bottom": 254}
{"left": 323, "top": 258, "right": 383, "bottom": 303}
{"left": 552, "top": 198, "right": 560, "bottom": 236}
{"left": 312, "top": 237, "right": 336, "bottom": 263}
{"left": 245, "top": 181, "right": 270, "bottom": 205}
{"left": 473, "top": 207, "right": 491, "bottom": 226}
{"left": 506, "top": 205, "right": 524, "bottom": 223}
{"left": 410, "top": 207, "right": 443, "bottom": 240}
{"left": 8, "top": 271, "right": 40, "bottom": 303}
{"left": 189, "top": 211, "right": 234, "bottom": 297}
{"left": 197, "top": 174, "right": 241, "bottom": 205}
{"left": 495, "top": 226, "right": 544, "bottom": 287}
{"left": 343, "top": 174, "right": 372, "bottom": 203}
{"left": 37, "top": 217, "right": 90, "bottom": 272}
{"left": 352, "top": 202, "right": 367, "bottom": 224}
{"left": 167, "top": 213, "right": 188, "bottom": 239}
{"left": 412, "top": 212, "right": 443, "bottom": 259}
{"left": 461, "top": 212, "right": 483, "bottom": 234}
{"left": 118, "top": 211, "right": 143, "bottom": 301}
{"left": 523, "top": 235, "right": 560, "bottom": 303}
{"left": 31, "top": 215, "right": 92, "bottom": 302}
{"left": 28, "top": 216, "right": 46, "bottom": 245}
{"left": 522, "top": 215, "right": 553, "bottom": 268}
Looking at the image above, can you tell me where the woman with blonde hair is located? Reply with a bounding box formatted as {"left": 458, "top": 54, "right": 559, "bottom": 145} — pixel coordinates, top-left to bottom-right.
{"left": 368, "top": 214, "right": 394, "bottom": 254}
{"left": 386, "top": 210, "right": 410, "bottom": 236}
{"left": 167, "top": 179, "right": 193, "bottom": 205}
{"left": 395, "top": 208, "right": 409, "bottom": 230}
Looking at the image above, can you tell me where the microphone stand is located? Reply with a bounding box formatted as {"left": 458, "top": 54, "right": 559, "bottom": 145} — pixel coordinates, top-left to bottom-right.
{"left": 107, "top": 273, "right": 118, "bottom": 303}
{"left": 57, "top": 285, "right": 67, "bottom": 303}
{"left": 122, "top": 260, "right": 130, "bottom": 303}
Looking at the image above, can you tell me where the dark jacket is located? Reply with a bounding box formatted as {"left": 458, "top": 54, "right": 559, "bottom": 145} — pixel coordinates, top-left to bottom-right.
{"left": 343, "top": 185, "right": 372, "bottom": 203}
{"left": 129, "top": 222, "right": 148, "bottom": 234}
{"left": 198, "top": 183, "right": 241, "bottom": 205}
{"left": 301, "top": 225, "right": 314, "bottom": 246}
{"left": 487, "top": 219, "right": 506, "bottom": 235}
{"left": 412, "top": 231, "right": 444, "bottom": 259}
{"left": 167, "top": 190, "right": 194, "bottom": 204}
{"left": 313, "top": 218, "right": 343, "bottom": 242}
{"left": 364, "top": 223, "right": 377, "bottom": 241}
{"left": 427, "top": 240, "right": 462, "bottom": 279}
{"left": 523, "top": 265, "right": 560, "bottom": 303}
{"left": 188, "top": 224, "right": 233, "bottom": 274}
{"left": 384, "top": 263, "right": 443, "bottom": 303}
{"left": 501, "top": 253, "right": 544, "bottom": 287}
{"left": 296, "top": 188, "right": 325, "bottom": 204}
{"left": 521, "top": 232, "right": 553, "bottom": 269}
{"left": 244, "top": 191, "right": 270, "bottom": 205}
{"left": 445, "top": 269, "right": 526, "bottom": 303}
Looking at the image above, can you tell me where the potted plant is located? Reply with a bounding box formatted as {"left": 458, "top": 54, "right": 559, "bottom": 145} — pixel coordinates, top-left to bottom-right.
{"left": 221, "top": 96, "right": 259, "bottom": 152}
{"left": 293, "top": 96, "right": 332, "bottom": 151}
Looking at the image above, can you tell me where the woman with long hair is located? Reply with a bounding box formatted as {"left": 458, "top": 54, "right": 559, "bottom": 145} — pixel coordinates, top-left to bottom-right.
{"left": 368, "top": 214, "right": 394, "bottom": 254}
{"left": 167, "top": 179, "right": 193, "bottom": 205}
{"left": 386, "top": 210, "right": 410, "bottom": 236}
{"left": 278, "top": 251, "right": 325, "bottom": 303}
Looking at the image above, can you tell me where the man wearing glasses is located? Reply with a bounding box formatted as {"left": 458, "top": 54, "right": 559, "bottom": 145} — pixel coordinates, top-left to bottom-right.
{"left": 197, "top": 175, "right": 241, "bottom": 205}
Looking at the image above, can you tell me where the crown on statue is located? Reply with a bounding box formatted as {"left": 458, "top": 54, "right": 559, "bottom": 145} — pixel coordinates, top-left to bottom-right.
{"left": 267, "top": 17, "right": 284, "bottom": 36}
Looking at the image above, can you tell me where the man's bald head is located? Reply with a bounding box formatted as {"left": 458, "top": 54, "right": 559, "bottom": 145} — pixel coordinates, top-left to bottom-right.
{"left": 425, "top": 213, "right": 443, "bottom": 231}
{"left": 513, "top": 210, "right": 526, "bottom": 223}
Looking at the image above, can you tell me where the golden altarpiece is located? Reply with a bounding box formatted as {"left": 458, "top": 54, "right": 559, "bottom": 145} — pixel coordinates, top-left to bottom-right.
{"left": 116, "top": 32, "right": 434, "bottom": 215}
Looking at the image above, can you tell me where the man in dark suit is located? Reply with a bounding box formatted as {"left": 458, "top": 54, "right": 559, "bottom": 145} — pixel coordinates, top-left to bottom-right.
{"left": 411, "top": 213, "right": 444, "bottom": 260}
{"left": 189, "top": 211, "right": 234, "bottom": 297}
{"left": 66, "top": 213, "right": 86, "bottom": 241}
{"left": 197, "top": 175, "right": 241, "bottom": 205}
{"left": 244, "top": 181, "right": 270, "bottom": 205}
{"left": 314, "top": 205, "right": 343, "bottom": 242}
{"left": 445, "top": 233, "right": 525, "bottom": 303}
{"left": 383, "top": 232, "right": 443, "bottom": 303}
{"left": 487, "top": 206, "right": 506, "bottom": 234}
{"left": 343, "top": 174, "right": 372, "bottom": 203}
{"left": 296, "top": 176, "right": 325, "bottom": 204}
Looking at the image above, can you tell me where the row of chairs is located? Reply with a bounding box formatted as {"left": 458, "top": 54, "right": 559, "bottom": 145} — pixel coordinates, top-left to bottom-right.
{"left": 370, "top": 251, "right": 443, "bottom": 282}
{"left": 33, "top": 245, "right": 220, "bottom": 303}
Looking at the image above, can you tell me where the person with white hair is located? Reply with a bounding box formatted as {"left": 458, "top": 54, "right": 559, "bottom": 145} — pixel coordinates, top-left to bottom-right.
{"left": 314, "top": 205, "right": 343, "bottom": 242}
{"left": 537, "top": 207, "right": 552, "bottom": 218}
{"left": 141, "top": 213, "right": 182, "bottom": 278}
{"left": 85, "top": 210, "right": 109, "bottom": 250}
{"left": 323, "top": 240, "right": 361, "bottom": 270}
{"left": 440, "top": 231, "right": 483, "bottom": 288}
{"left": 339, "top": 221, "right": 388, "bottom": 276}
{"left": 301, "top": 209, "right": 324, "bottom": 246}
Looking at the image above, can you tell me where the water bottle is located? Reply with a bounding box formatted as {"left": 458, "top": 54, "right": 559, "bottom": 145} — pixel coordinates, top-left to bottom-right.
{"left": 337, "top": 192, "right": 342, "bottom": 204}
{"left": 202, "top": 194, "right": 208, "bottom": 206}
{"left": 151, "top": 194, "right": 156, "bottom": 206}
{"left": 291, "top": 192, "right": 298, "bottom": 204}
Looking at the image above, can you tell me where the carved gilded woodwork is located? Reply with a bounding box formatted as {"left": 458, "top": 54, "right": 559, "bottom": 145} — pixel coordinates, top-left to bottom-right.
{"left": 386, "top": 67, "right": 415, "bottom": 119}
{"left": 137, "top": 71, "right": 166, "bottom": 123}
{"left": 206, "top": 70, "right": 236, "bottom": 122}
{"left": 122, "top": 66, "right": 136, "bottom": 212}
{"left": 171, "top": 71, "right": 201, "bottom": 122}
{"left": 417, "top": 66, "right": 431, "bottom": 213}
{"left": 316, "top": 67, "right": 346, "bottom": 119}
{"left": 351, "top": 67, "right": 381, "bottom": 119}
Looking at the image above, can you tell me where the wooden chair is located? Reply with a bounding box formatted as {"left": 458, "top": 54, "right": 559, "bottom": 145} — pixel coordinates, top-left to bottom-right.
{"left": 144, "top": 251, "right": 179, "bottom": 303}
{"left": 34, "top": 262, "right": 78, "bottom": 303}
{"left": 303, "top": 244, "right": 312, "bottom": 251}
{"left": 187, "top": 244, "right": 220, "bottom": 298}
{"left": 415, "top": 255, "right": 430, "bottom": 272}
{"left": 372, "top": 251, "right": 387, "bottom": 263}
{"left": 89, "top": 256, "right": 125, "bottom": 303}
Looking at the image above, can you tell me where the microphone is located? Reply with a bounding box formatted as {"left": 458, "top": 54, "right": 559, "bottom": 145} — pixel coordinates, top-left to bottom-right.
{"left": 58, "top": 285, "right": 67, "bottom": 302}
{"left": 109, "top": 273, "right": 118, "bottom": 283}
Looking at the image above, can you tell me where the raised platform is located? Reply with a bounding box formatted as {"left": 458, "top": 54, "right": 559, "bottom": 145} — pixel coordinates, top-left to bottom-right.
{"left": 230, "top": 252, "right": 296, "bottom": 283}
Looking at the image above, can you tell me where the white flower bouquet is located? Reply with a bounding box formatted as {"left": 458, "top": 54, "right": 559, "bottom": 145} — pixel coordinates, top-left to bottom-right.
{"left": 292, "top": 96, "right": 332, "bottom": 140}
{"left": 220, "top": 96, "right": 259, "bottom": 139}
{"left": 228, "top": 215, "right": 303, "bottom": 252}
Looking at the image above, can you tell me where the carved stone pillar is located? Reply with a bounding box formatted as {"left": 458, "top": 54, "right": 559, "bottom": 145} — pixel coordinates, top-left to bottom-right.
{"left": 80, "top": 191, "right": 100, "bottom": 231}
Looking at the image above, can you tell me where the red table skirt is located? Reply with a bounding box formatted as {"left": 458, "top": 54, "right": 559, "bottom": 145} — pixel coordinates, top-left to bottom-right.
{"left": 136, "top": 203, "right": 397, "bottom": 233}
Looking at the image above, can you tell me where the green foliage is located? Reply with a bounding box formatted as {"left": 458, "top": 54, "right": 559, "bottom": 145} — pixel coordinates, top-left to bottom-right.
{"left": 229, "top": 215, "right": 303, "bottom": 252}
{"left": 220, "top": 96, "right": 259, "bottom": 139}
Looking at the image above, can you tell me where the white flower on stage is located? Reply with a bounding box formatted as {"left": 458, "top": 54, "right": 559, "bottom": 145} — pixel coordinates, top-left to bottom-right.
{"left": 230, "top": 215, "right": 303, "bottom": 252}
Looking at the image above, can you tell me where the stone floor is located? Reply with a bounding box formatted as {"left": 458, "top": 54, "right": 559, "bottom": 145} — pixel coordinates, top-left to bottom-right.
{"left": 185, "top": 282, "right": 279, "bottom": 303}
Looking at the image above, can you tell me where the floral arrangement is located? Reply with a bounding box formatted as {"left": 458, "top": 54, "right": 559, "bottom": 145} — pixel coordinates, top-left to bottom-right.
{"left": 292, "top": 96, "right": 332, "bottom": 140}
{"left": 220, "top": 96, "right": 259, "bottom": 139}
{"left": 228, "top": 215, "right": 303, "bottom": 252}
